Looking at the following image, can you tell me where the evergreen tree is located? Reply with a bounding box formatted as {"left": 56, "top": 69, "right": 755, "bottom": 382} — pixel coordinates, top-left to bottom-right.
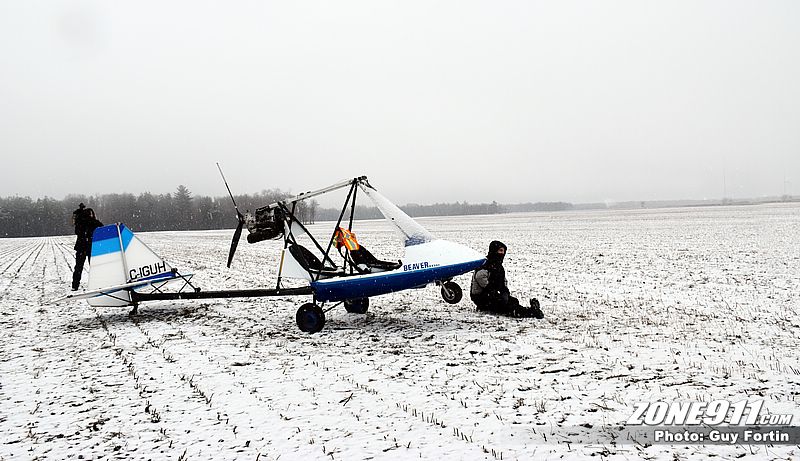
{"left": 174, "top": 185, "right": 193, "bottom": 229}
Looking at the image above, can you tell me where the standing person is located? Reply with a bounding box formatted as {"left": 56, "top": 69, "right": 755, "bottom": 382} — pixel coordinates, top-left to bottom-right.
{"left": 71, "top": 207, "right": 103, "bottom": 291}
{"left": 470, "top": 240, "right": 544, "bottom": 318}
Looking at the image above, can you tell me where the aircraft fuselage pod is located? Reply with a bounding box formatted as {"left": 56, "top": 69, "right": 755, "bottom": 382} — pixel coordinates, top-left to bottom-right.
{"left": 311, "top": 239, "right": 484, "bottom": 302}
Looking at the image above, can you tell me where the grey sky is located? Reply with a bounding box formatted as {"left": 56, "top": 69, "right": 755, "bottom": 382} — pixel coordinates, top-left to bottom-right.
{"left": 1, "top": 1, "right": 798, "bottom": 205}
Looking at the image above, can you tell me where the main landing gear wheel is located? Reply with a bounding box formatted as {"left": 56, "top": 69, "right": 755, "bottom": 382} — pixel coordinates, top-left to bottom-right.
{"left": 441, "top": 281, "right": 463, "bottom": 304}
{"left": 296, "top": 303, "right": 325, "bottom": 333}
{"left": 344, "top": 298, "right": 369, "bottom": 314}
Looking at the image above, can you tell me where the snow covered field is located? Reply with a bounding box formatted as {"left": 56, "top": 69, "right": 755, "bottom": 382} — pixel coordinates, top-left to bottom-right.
{"left": 1, "top": 204, "right": 799, "bottom": 460}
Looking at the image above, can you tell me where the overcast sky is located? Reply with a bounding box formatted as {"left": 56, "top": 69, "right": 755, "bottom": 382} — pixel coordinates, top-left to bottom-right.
{"left": 1, "top": 1, "right": 798, "bottom": 205}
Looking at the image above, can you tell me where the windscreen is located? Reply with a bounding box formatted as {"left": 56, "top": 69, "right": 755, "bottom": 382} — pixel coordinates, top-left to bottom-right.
{"left": 358, "top": 183, "right": 434, "bottom": 247}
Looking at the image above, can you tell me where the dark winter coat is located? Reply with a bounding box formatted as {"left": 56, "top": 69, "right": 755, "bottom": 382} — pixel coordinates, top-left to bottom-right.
{"left": 470, "top": 240, "right": 509, "bottom": 309}
{"left": 74, "top": 217, "right": 103, "bottom": 253}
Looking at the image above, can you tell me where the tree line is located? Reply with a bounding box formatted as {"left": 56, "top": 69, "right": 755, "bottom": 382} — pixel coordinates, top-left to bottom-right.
{"left": 0, "top": 186, "right": 573, "bottom": 238}
{"left": 0, "top": 186, "right": 313, "bottom": 238}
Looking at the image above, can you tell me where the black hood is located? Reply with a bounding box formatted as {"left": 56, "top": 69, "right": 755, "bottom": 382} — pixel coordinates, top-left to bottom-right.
{"left": 487, "top": 240, "right": 507, "bottom": 263}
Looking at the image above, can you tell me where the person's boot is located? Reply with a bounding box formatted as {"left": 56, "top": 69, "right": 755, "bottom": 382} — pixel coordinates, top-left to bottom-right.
{"left": 529, "top": 298, "right": 544, "bottom": 319}
{"left": 511, "top": 303, "right": 531, "bottom": 318}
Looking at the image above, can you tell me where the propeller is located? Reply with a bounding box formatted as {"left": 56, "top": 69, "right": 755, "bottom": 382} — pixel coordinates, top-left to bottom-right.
{"left": 227, "top": 216, "right": 244, "bottom": 268}
{"left": 217, "top": 163, "right": 245, "bottom": 268}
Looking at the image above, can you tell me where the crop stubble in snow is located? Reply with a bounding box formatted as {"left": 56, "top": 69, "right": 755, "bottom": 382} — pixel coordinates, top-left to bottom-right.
{"left": 1, "top": 204, "right": 798, "bottom": 460}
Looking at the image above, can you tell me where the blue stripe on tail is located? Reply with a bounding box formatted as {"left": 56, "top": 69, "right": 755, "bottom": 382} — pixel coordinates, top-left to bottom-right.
{"left": 92, "top": 225, "right": 120, "bottom": 242}
{"left": 91, "top": 224, "right": 134, "bottom": 257}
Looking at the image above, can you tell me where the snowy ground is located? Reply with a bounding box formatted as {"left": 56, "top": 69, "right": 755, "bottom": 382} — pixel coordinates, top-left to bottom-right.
{"left": 1, "top": 204, "right": 799, "bottom": 460}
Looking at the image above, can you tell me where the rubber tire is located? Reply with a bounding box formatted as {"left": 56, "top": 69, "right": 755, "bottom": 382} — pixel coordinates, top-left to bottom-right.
{"left": 344, "top": 298, "right": 369, "bottom": 314}
{"left": 441, "top": 281, "right": 463, "bottom": 304}
{"left": 296, "top": 303, "right": 326, "bottom": 333}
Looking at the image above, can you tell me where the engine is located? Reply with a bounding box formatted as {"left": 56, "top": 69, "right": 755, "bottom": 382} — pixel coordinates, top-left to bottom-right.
{"left": 246, "top": 206, "right": 285, "bottom": 243}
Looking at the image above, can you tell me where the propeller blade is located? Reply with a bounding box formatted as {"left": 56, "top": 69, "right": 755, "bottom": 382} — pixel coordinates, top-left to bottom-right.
{"left": 218, "top": 163, "right": 247, "bottom": 268}
{"left": 227, "top": 217, "right": 244, "bottom": 268}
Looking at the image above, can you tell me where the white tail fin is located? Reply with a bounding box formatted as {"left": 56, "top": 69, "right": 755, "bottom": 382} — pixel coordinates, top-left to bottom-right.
{"left": 87, "top": 223, "right": 173, "bottom": 307}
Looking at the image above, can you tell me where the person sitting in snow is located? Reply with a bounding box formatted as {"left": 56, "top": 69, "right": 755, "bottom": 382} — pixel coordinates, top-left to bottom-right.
{"left": 470, "top": 240, "right": 544, "bottom": 318}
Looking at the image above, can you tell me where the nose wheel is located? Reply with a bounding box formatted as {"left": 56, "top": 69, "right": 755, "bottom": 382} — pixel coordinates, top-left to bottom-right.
{"left": 440, "top": 281, "right": 463, "bottom": 304}
{"left": 296, "top": 303, "right": 325, "bottom": 333}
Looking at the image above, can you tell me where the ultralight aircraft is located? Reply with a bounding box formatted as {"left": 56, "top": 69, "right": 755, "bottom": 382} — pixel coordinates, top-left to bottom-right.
{"left": 54, "top": 172, "right": 486, "bottom": 333}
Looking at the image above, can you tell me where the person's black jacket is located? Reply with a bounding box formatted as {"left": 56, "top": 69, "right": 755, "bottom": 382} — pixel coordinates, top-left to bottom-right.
{"left": 470, "top": 241, "right": 509, "bottom": 308}
{"left": 75, "top": 217, "right": 103, "bottom": 252}
{"left": 73, "top": 207, "right": 87, "bottom": 236}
